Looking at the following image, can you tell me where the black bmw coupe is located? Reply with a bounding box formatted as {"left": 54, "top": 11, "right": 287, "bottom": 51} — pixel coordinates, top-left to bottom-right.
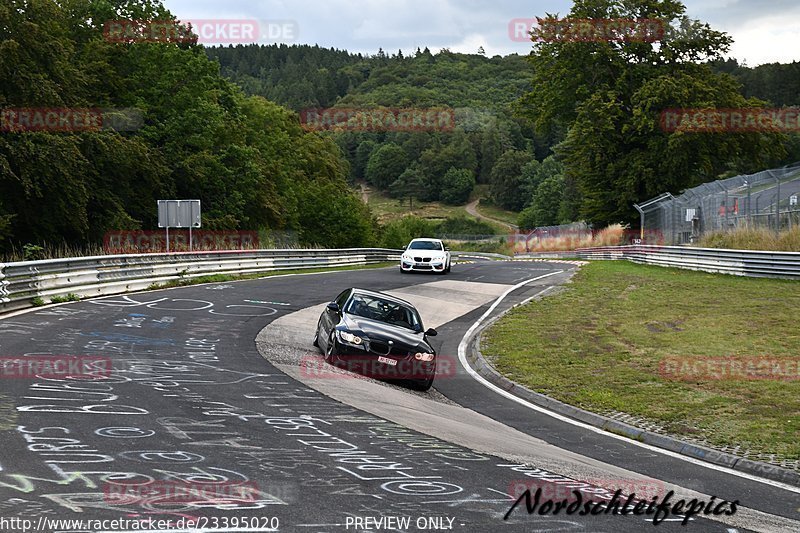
{"left": 313, "top": 288, "right": 439, "bottom": 391}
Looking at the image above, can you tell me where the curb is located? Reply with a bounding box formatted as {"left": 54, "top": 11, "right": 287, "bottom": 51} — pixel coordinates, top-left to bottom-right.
{"left": 463, "top": 301, "right": 800, "bottom": 489}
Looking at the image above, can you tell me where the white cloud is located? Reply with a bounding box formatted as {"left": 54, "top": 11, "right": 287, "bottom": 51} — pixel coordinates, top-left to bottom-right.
{"left": 161, "top": 0, "right": 800, "bottom": 64}
{"left": 683, "top": 0, "right": 800, "bottom": 64}
{"left": 726, "top": 15, "right": 800, "bottom": 65}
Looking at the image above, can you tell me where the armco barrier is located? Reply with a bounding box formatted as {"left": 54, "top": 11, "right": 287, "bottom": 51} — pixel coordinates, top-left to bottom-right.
{"left": 0, "top": 248, "right": 402, "bottom": 314}
{"left": 518, "top": 245, "right": 800, "bottom": 280}
{"left": 581, "top": 245, "right": 800, "bottom": 279}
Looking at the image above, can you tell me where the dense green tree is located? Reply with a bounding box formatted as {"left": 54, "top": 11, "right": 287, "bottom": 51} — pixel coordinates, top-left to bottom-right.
{"left": 354, "top": 139, "right": 379, "bottom": 181}
{"left": 417, "top": 130, "right": 477, "bottom": 201}
{"left": 489, "top": 150, "right": 533, "bottom": 211}
{"left": 389, "top": 166, "right": 425, "bottom": 208}
{"left": 440, "top": 168, "right": 475, "bottom": 205}
{"left": 365, "top": 143, "right": 408, "bottom": 189}
{"left": 297, "top": 181, "right": 375, "bottom": 247}
{"left": 518, "top": 175, "right": 567, "bottom": 229}
{"left": 0, "top": 0, "right": 377, "bottom": 254}
{"left": 518, "top": 0, "right": 786, "bottom": 226}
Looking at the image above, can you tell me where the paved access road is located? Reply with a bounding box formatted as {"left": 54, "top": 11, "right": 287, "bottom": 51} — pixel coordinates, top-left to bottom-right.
{"left": 0, "top": 260, "right": 796, "bottom": 532}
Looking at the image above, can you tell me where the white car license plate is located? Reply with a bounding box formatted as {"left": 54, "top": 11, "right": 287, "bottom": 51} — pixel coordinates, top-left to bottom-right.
{"left": 378, "top": 356, "right": 397, "bottom": 366}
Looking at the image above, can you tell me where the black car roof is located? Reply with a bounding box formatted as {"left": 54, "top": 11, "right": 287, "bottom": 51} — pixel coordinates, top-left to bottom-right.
{"left": 349, "top": 288, "right": 415, "bottom": 309}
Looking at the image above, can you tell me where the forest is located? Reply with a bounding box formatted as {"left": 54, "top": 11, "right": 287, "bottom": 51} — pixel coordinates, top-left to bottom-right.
{"left": 0, "top": 0, "right": 375, "bottom": 257}
{"left": 2, "top": 0, "right": 799, "bottom": 256}
{"left": 207, "top": 5, "right": 800, "bottom": 231}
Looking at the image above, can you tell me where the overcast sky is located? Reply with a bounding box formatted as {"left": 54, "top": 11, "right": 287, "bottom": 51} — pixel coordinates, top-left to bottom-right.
{"left": 162, "top": 0, "right": 799, "bottom": 66}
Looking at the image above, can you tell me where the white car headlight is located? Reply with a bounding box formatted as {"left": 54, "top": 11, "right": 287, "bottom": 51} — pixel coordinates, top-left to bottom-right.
{"left": 414, "top": 352, "right": 435, "bottom": 361}
{"left": 339, "top": 331, "right": 363, "bottom": 345}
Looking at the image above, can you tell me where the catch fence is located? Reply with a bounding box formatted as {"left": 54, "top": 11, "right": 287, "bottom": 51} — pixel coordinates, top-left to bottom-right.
{"left": 636, "top": 163, "right": 800, "bottom": 245}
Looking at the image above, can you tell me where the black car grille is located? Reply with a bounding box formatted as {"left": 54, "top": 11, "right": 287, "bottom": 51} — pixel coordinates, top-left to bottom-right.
{"left": 413, "top": 257, "right": 431, "bottom": 263}
{"left": 368, "top": 341, "right": 408, "bottom": 357}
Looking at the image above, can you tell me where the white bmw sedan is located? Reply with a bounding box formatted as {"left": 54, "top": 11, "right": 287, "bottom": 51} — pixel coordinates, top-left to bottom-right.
{"left": 400, "top": 238, "right": 451, "bottom": 274}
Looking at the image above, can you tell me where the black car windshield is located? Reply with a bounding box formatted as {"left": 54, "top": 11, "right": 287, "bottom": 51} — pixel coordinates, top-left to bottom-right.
{"left": 408, "top": 241, "right": 442, "bottom": 251}
{"left": 345, "top": 294, "right": 422, "bottom": 331}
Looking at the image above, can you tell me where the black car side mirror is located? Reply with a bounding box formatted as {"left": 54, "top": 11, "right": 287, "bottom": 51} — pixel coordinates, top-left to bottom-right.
{"left": 327, "top": 302, "right": 340, "bottom": 313}
{"left": 425, "top": 328, "right": 438, "bottom": 337}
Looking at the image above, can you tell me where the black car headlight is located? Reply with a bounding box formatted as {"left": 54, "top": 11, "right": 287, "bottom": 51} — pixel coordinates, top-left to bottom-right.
{"left": 338, "top": 331, "right": 363, "bottom": 345}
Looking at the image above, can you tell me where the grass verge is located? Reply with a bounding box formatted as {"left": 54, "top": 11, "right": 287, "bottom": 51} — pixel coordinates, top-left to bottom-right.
{"left": 481, "top": 261, "right": 800, "bottom": 461}
{"left": 699, "top": 227, "right": 800, "bottom": 252}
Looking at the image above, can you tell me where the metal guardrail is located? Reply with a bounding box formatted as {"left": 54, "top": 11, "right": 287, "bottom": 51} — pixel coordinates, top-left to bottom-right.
{"left": 0, "top": 248, "right": 402, "bottom": 313}
{"left": 517, "top": 245, "right": 800, "bottom": 279}
{"left": 451, "top": 251, "right": 512, "bottom": 261}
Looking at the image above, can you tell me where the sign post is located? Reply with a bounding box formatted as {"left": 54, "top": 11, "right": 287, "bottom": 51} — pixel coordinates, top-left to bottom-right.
{"left": 158, "top": 200, "right": 201, "bottom": 252}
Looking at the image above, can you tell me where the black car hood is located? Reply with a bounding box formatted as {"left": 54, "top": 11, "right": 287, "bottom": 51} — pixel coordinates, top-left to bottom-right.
{"left": 341, "top": 313, "right": 432, "bottom": 351}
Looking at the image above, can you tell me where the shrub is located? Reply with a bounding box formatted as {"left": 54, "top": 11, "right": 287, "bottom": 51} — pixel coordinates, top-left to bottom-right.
{"left": 50, "top": 293, "right": 80, "bottom": 304}
{"left": 437, "top": 216, "right": 497, "bottom": 236}
{"left": 22, "top": 244, "right": 45, "bottom": 261}
{"left": 380, "top": 216, "right": 437, "bottom": 249}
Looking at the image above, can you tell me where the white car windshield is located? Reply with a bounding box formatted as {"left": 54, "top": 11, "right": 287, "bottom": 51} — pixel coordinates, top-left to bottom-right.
{"left": 408, "top": 241, "right": 442, "bottom": 251}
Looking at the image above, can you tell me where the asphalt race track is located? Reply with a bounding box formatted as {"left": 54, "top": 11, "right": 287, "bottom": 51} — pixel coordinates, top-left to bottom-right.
{"left": 0, "top": 260, "right": 797, "bottom": 533}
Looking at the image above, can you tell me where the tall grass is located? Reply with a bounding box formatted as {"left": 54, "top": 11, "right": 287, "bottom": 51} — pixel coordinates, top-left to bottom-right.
{"left": 699, "top": 227, "right": 800, "bottom": 252}
{"left": 513, "top": 224, "right": 630, "bottom": 253}
{"left": 1, "top": 231, "right": 303, "bottom": 263}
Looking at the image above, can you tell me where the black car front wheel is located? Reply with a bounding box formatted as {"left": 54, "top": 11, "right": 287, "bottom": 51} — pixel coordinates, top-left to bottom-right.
{"left": 324, "top": 332, "right": 339, "bottom": 365}
{"left": 313, "top": 320, "right": 321, "bottom": 348}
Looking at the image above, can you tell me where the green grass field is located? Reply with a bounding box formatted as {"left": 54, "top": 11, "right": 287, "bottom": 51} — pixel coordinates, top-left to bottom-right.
{"left": 475, "top": 199, "right": 520, "bottom": 227}
{"left": 365, "top": 187, "right": 509, "bottom": 234}
{"left": 482, "top": 261, "right": 800, "bottom": 461}
{"left": 366, "top": 187, "right": 471, "bottom": 223}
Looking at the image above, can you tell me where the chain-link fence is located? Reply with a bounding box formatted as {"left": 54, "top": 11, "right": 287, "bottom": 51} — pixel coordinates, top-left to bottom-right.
{"left": 510, "top": 222, "right": 594, "bottom": 253}
{"left": 637, "top": 162, "right": 800, "bottom": 245}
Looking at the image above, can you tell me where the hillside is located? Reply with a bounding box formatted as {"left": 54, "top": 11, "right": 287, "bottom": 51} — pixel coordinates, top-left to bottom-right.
{"left": 207, "top": 45, "right": 570, "bottom": 228}
{"left": 208, "top": 44, "right": 800, "bottom": 230}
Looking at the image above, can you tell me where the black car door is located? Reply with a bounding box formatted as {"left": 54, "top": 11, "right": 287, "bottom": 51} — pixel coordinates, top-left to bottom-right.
{"left": 321, "top": 289, "right": 350, "bottom": 346}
